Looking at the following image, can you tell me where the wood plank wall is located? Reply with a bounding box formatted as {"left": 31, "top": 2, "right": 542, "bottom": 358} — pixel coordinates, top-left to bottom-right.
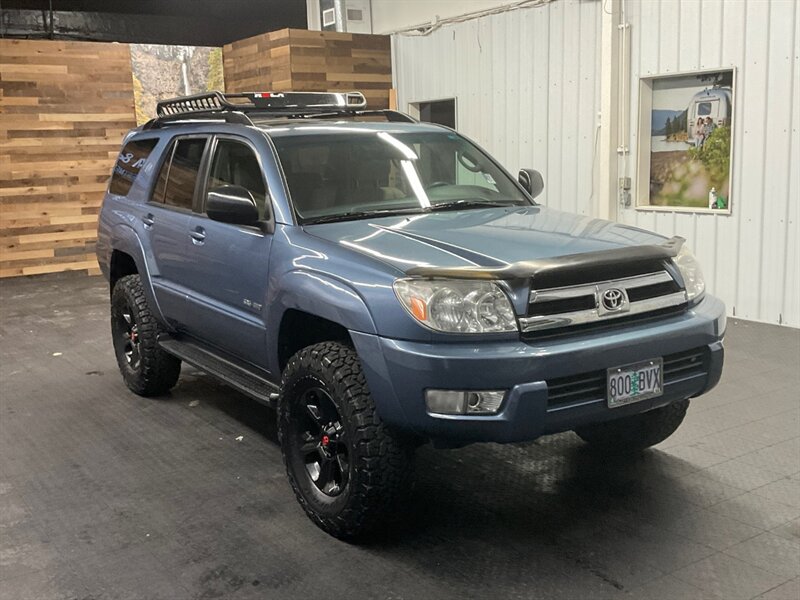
{"left": 223, "top": 29, "right": 392, "bottom": 109}
{"left": 0, "top": 30, "right": 389, "bottom": 279}
{"left": 0, "top": 40, "right": 137, "bottom": 278}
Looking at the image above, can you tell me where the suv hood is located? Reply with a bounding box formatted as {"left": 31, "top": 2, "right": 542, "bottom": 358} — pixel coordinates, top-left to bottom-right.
{"left": 303, "top": 206, "right": 668, "bottom": 275}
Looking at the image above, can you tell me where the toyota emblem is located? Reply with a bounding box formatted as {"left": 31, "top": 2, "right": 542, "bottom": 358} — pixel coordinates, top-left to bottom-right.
{"left": 601, "top": 288, "right": 625, "bottom": 311}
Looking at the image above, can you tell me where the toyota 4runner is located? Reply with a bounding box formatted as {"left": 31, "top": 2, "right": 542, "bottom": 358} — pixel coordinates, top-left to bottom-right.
{"left": 97, "top": 91, "right": 725, "bottom": 538}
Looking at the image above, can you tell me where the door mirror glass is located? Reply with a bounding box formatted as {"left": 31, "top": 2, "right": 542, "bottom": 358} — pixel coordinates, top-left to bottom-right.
{"left": 518, "top": 169, "right": 544, "bottom": 199}
{"left": 206, "top": 185, "right": 260, "bottom": 226}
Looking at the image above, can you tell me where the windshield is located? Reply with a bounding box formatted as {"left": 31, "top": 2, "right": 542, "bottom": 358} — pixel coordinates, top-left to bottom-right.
{"left": 271, "top": 129, "right": 531, "bottom": 223}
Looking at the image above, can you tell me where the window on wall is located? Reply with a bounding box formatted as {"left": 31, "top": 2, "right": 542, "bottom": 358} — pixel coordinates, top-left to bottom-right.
{"left": 411, "top": 99, "right": 456, "bottom": 129}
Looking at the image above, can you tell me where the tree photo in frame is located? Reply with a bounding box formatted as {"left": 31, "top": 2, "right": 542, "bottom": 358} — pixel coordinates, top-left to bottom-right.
{"left": 641, "top": 69, "right": 734, "bottom": 212}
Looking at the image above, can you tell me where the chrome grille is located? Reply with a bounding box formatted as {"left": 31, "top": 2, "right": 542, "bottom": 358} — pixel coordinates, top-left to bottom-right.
{"left": 520, "top": 270, "right": 686, "bottom": 334}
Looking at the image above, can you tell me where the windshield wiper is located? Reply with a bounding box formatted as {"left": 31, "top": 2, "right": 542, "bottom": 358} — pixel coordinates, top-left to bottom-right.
{"left": 429, "top": 199, "right": 524, "bottom": 211}
{"left": 304, "top": 207, "right": 425, "bottom": 225}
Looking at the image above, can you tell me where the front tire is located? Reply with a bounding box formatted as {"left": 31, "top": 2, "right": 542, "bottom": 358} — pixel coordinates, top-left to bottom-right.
{"left": 574, "top": 399, "right": 689, "bottom": 451}
{"left": 278, "top": 342, "right": 414, "bottom": 539}
{"left": 110, "top": 274, "right": 181, "bottom": 396}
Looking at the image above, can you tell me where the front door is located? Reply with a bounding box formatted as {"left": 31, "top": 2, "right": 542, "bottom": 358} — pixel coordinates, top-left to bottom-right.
{"left": 181, "top": 135, "right": 273, "bottom": 370}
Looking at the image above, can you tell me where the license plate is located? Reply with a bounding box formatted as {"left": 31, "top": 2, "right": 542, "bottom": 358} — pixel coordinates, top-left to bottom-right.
{"left": 607, "top": 358, "right": 663, "bottom": 408}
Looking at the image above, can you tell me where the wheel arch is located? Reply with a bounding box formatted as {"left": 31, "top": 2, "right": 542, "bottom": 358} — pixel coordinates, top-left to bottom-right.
{"left": 107, "top": 224, "right": 168, "bottom": 326}
{"left": 267, "top": 270, "right": 378, "bottom": 374}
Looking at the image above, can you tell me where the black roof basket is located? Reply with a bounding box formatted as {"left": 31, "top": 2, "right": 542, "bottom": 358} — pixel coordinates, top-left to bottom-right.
{"left": 145, "top": 90, "right": 415, "bottom": 128}
{"left": 156, "top": 90, "right": 368, "bottom": 118}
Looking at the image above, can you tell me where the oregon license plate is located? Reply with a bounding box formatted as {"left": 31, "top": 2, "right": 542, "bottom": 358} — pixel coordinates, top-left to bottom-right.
{"left": 607, "top": 358, "right": 663, "bottom": 408}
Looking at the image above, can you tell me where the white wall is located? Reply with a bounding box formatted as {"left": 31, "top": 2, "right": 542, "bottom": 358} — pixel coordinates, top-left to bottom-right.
{"left": 394, "top": 0, "right": 601, "bottom": 216}
{"left": 371, "top": 0, "right": 524, "bottom": 34}
{"left": 619, "top": 0, "right": 799, "bottom": 327}
{"left": 305, "top": 0, "right": 525, "bottom": 34}
{"left": 393, "top": 0, "right": 800, "bottom": 327}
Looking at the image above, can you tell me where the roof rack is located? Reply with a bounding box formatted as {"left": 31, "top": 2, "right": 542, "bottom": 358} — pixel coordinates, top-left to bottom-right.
{"left": 155, "top": 90, "right": 368, "bottom": 119}
{"left": 143, "top": 91, "right": 417, "bottom": 129}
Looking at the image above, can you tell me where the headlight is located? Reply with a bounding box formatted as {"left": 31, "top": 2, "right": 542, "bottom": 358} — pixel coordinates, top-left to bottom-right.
{"left": 393, "top": 279, "right": 518, "bottom": 333}
{"left": 673, "top": 245, "right": 706, "bottom": 302}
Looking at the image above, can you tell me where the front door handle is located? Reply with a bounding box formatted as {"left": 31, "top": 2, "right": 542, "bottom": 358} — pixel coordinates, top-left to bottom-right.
{"left": 189, "top": 227, "right": 206, "bottom": 245}
{"left": 142, "top": 213, "right": 155, "bottom": 228}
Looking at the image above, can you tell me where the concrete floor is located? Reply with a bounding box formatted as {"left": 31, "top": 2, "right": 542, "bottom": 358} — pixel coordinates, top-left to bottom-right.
{"left": 1, "top": 274, "right": 798, "bottom": 600}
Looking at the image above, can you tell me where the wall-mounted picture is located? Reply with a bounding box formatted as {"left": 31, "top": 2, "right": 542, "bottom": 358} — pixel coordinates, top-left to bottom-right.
{"left": 643, "top": 69, "right": 734, "bottom": 211}
{"left": 130, "top": 44, "right": 224, "bottom": 125}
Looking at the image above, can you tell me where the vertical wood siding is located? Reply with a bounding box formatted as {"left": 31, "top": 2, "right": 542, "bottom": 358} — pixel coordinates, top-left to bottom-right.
{"left": 393, "top": 0, "right": 799, "bottom": 326}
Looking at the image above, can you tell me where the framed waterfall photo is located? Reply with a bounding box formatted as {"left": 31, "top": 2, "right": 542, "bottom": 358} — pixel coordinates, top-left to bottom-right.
{"left": 636, "top": 68, "right": 735, "bottom": 214}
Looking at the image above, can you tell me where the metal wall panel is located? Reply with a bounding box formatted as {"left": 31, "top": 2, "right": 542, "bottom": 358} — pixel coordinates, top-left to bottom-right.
{"left": 393, "top": 0, "right": 799, "bottom": 326}
{"left": 393, "top": 0, "right": 601, "bottom": 215}
{"left": 621, "top": 0, "right": 799, "bottom": 327}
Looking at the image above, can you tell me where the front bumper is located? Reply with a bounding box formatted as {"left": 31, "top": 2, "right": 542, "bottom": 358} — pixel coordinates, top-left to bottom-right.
{"left": 351, "top": 294, "right": 725, "bottom": 444}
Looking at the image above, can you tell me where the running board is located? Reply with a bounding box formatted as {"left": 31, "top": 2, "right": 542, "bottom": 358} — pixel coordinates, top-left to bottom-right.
{"left": 158, "top": 336, "right": 279, "bottom": 408}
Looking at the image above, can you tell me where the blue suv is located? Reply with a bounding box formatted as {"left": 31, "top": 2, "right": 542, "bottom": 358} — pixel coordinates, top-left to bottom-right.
{"left": 97, "top": 91, "right": 725, "bottom": 538}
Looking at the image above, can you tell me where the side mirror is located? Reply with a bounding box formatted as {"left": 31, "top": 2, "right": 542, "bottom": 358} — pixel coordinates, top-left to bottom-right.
{"left": 206, "top": 185, "right": 260, "bottom": 226}
{"left": 518, "top": 169, "right": 545, "bottom": 199}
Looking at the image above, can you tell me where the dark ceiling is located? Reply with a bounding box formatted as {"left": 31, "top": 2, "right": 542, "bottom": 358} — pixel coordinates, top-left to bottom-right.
{"left": 0, "top": 0, "right": 308, "bottom": 46}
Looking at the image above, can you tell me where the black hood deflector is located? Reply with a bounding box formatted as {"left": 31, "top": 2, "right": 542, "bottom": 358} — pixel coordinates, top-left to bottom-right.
{"left": 404, "top": 236, "right": 685, "bottom": 281}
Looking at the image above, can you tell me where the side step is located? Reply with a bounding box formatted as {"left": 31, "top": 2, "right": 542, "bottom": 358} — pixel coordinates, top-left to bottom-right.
{"left": 159, "top": 336, "right": 280, "bottom": 408}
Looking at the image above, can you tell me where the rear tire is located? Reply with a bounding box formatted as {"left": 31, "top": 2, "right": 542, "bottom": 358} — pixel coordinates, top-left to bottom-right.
{"left": 574, "top": 399, "right": 689, "bottom": 451}
{"left": 278, "top": 342, "right": 414, "bottom": 540}
{"left": 110, "top": 274, "right": 181, "bottom": 396}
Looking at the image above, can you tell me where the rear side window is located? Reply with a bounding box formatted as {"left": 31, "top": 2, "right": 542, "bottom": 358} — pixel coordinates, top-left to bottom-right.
{"left": 152, "top": 137, "right": 208, "bottom": 210}
{"left": 207, "top": 140, "right": 268, "bottom": 219}
{"left": 109, "top": 138, "right": 158, "bottom": 196}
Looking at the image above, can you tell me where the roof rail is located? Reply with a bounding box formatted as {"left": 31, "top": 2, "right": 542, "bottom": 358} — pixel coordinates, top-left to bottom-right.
{"left": 155, "top": 91, "right": 368, "bottom": 118}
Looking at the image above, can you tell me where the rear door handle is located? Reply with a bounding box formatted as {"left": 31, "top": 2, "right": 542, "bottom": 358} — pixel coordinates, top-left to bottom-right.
{"left": 189, "top": 227, "right": 206, "bottom": 245}
{"left": 142, "top": 213, "right": 155, "bottom": 228}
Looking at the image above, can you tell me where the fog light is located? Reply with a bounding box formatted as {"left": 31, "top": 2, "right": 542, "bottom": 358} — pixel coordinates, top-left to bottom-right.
{"left": 425, "top": 390, "right": 506, "bottom": 415}
{"left": 466, "top": 391, "right": 505, "bottom": 414}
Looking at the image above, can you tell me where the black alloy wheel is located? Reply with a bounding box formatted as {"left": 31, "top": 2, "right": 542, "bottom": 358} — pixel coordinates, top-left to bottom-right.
{"left": 278, "top": 342, "right": 415, "bottom": 539}
{"left": 116, "top": 309, "right": 142, "bottom": 371}
{"left": 110, "top": 275, "right": 181, "bottom": 396}
{"left": 290, "top": 384, "right": 350, "bottom": 497}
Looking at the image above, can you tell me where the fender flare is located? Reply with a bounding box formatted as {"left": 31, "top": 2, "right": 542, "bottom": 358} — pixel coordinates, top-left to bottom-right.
{"left": 108, "top": 223, "right": 169, "bottom": 326}
{"left": 268, "top": 269, "right": 378, "bottom": 333}
{"left": 266, "top": 269, "right": 378, "bottom": 368}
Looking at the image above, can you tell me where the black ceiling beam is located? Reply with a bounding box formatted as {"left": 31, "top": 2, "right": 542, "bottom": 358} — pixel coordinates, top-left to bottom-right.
{"left": 0, "top": 0, "right": 308, "bottom": 46}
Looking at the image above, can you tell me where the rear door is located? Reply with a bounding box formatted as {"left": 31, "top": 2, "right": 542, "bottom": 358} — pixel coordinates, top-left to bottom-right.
{"left": 144, "top": 135, "right": 209, "bottom": 327}
{"left": 181, "top": 135, "right": 273, "bottom": 368}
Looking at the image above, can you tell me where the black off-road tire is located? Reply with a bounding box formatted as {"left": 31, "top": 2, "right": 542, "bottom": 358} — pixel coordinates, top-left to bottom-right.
{"left": 574, "top": 399, "right": 690, "bottom": 451}
{"left": 110, "top": 274, "right": 181, "bottom": 396}
{"left": 278, "top": 342, "right": 414, "bottom": 540}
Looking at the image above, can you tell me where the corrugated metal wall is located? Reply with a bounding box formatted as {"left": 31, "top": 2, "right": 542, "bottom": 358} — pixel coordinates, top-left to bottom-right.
{"left": 393, "top": 0, "right": 601, "bottom": 216}
{"left": 620, "top": 0, "right": 799, "bottom": 327}
{"left": 392, "top": 0, "right": 800, "bottom": 327}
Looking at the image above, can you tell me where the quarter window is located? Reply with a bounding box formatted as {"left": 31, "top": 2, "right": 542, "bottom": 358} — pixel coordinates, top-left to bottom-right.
{"left": 109, "top": 138, "right": 157, "bottom": 196}
{"left": 206, "top": 140, "right": 268, "bottom": 219}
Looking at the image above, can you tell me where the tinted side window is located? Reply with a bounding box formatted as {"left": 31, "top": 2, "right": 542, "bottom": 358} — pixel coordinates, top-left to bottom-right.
{"left": 207, "top": 140, "right": 268, "bottom": 219}
{"left": 156, "top": 138, "right": 207, "bottom": 210}
{"left": 151, "top": 142, "right": 174, "bottom": 204}
{"left": 109, "top": 138, "right": 158, "bottom": 196}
